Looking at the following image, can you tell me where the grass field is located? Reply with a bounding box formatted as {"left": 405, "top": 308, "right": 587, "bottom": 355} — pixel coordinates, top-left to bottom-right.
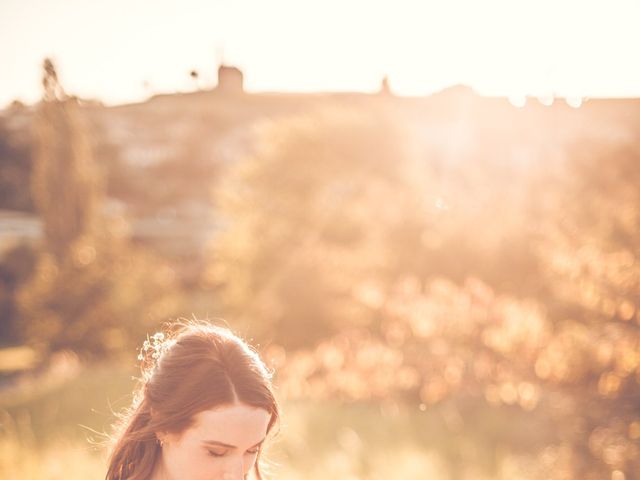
{"left": 0, "top": 355, "right": 541, "bottom": 480}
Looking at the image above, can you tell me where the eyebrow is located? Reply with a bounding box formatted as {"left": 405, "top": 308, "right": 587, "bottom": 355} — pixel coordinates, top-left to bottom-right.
{"left": 202, "top": 438, "right": 266, "bottom": 449}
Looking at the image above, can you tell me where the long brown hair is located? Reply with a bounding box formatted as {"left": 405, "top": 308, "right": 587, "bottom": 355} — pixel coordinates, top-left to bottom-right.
{"left": 105, "top": 321, "right": 279, "bottom": 480}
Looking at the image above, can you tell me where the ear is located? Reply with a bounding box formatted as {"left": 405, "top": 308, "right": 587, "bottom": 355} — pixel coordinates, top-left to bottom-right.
{"left": 156, "top": 430, "right": 180, "bottom": 446}
{"left": 155, "top": 431, "right": 166, "bottom": 446}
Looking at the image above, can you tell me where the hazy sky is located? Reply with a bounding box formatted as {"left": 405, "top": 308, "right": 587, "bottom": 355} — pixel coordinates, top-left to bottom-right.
{"left": 1, "top": 0, "right": 639, "bottom": 107}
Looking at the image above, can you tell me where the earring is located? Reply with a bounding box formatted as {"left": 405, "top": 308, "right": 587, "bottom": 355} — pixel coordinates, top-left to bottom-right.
{"left": 157, "top": 438, "right": 164, "bottom": 447}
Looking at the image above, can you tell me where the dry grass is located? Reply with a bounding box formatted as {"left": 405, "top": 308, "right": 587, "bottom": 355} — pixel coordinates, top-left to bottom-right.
{"left": 0, "top": 358, "right": 543, "bottom": 480}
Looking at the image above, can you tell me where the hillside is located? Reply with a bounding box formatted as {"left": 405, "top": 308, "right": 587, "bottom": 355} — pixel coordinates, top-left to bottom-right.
{"left": 1, "top": 88, "right": 639, "bottom": 258}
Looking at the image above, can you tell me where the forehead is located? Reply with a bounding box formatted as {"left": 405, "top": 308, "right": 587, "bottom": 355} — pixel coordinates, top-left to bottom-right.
{"left": 186, "top": 403, "right": 271, "bottom": 446}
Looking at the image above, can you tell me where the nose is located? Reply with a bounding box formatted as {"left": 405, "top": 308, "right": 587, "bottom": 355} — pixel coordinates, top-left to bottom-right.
{"left": 221, "top": 458, "right": 244, "bottom": 480}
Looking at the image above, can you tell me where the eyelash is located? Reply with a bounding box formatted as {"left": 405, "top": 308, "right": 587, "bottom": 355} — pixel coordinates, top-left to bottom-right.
{"left": 207, "top": 448, "right": 259, "bottom": 457}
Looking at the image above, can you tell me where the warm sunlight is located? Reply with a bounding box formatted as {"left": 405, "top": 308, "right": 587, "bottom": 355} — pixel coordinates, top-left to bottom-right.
{"left": 2, "top": 2, "right": 640, "bottom": 479}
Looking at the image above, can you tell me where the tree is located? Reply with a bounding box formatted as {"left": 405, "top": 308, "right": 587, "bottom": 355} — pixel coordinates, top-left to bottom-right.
{"left": 30, "top": 58, "right": 100, "bottom": 262}
{"left": 209, "top": 106, "right": 429, "bottom": 347}
{"left": 18, "top": 59, "right": 181, "bottom": 358}
{"left": 530, "top": 139, "right": 640, "bottom": 479}
{"left": 190, "top": 69, "right": 199, "bottom": 90}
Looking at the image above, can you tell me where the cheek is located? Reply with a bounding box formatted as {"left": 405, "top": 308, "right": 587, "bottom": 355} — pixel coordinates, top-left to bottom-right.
{"left": 243, "top": 454, "right": 255, "bottom": 473}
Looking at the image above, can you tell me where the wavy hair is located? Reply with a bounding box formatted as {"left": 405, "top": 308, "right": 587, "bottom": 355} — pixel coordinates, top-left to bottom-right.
{"left": 105, "top": 321, "right": 279, "bottom": 480}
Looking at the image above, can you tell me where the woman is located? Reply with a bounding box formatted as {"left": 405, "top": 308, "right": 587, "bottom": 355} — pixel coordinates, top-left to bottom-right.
{"left": 106, "top": 321, "right": 280, "bottom": 480}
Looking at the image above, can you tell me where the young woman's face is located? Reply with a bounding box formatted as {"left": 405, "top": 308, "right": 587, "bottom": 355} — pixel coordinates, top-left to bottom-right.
{"left": 156, "top": 403, "right": 272, "bottom": 480}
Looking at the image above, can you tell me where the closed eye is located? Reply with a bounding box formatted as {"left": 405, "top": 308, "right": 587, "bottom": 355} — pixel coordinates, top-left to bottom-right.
{"left": 207, "top": 450, "right": 226, "bottom": 457}
{"left": 203, "top": 438, "right": 265, "bottom": 457}
{"left": 207, "top": 448, "right": 259, "bottom": 457}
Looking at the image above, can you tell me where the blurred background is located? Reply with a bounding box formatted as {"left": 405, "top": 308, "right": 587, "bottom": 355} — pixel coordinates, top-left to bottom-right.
{"left": 1, "top": 1, "right": 640, "bottom": 479}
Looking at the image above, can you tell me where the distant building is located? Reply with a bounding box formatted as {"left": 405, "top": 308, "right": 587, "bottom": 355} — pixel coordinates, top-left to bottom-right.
{"left": 216, "top": 65, "right": 244, "bottom": 94}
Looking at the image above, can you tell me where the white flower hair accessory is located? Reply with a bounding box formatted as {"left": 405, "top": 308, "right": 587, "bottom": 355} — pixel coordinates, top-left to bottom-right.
{"left": 137, "top": 332, "right": 174, "bottom": 379}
